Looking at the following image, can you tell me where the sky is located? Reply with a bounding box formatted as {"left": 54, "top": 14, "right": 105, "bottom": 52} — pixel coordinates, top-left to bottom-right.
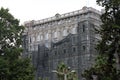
{"left": 0, "top": 0, "right": 103, "bottom": 24}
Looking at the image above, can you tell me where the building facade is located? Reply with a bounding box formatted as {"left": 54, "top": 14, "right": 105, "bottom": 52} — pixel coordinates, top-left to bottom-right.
{"left": 23, "top": 6, "right": 101, "bottom": 80}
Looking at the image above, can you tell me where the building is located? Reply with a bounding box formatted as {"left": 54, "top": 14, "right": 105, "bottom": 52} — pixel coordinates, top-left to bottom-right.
{"left": 23, "top": 6, "right": 101, "bottom": 80}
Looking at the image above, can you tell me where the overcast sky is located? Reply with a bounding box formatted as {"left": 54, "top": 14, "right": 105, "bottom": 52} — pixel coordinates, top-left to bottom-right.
{"left": 0, "top": 0, "right": 103, "bottom": 24}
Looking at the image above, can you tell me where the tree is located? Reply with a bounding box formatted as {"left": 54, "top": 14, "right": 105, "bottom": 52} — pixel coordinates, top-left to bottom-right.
{"left": 0, "top": 7, "right": 34, "bottom": 80}
{"left": 82, "top": 0, "right": 120, "bottom": 80}
{"left": 55, "top": 62, "right": 77, "bottom": 80}
{"left": 56, "top": 62, "right": 67, "bottom": 80}
{"left": 38, "top": 77, "right": 48, "bottom": 80}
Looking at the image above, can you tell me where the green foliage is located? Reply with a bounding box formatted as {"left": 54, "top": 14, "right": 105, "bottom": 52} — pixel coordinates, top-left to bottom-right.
{"left": 38, "top": 77, "right": 48, "bottom": 80}
{"left": 82, "top": 0, "right": 120, "bottom": 80}
{"left": 0, "top": 7, "right": 34, "bottom": 80}
{"left": 56, "top": 62, "right": 67, "bottom": 80}
{"left": 82, "top": 55, "right": 118, "bottom": 80}
{"left": 56, "top": 62, "right": 78, "bottom": 80}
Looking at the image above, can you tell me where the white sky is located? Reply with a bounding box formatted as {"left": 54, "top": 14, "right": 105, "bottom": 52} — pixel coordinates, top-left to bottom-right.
{"left": 0, "top": 0, "right": 102, "bottom": 24}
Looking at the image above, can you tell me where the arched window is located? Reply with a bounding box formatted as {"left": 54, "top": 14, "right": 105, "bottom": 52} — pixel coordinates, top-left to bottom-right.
{"left": 40, "top": 35, "right": 43, "bottom": 40}
{"left": 37, "top": 35, "right": 40, "bottom": 41}
{"left": 29, "top": 37, "right": 31, "bottom": 43}
{"left": 45, "top": 33, "right": 49, "bottom": 40}
{"left": 71, "top": 27, "right": 77, "bottom": 34}
{"left": 63, "top": 29, "right": 67, "bottom": 36}
{"left": 31, "top": 35, "right": 35, "bottom": 42}
{"left": 54, "top": 31, "right": 57, "bottom": 38}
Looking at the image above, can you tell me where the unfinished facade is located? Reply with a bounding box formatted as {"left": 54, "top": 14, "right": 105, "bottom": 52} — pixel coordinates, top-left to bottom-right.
{"left": 23, "top": 6, "right": 101, "bottom": 80}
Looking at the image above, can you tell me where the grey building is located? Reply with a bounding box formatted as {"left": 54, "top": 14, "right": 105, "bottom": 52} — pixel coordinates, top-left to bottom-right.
{"left": 23, "top": 6, "right": 101, "bottom": 80}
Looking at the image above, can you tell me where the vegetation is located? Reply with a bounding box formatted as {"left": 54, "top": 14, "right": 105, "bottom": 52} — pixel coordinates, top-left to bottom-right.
{"left": 55, "top": 62, "right": 77, "bottom": 80}
{"left": 0, "top": 8, "right": 34, "bottom": 80}
{"left": 82, "top": 0, "right": 120, "bottom": 80}
{"left": 38, "top": 77, "right": 48, "bottom": 80}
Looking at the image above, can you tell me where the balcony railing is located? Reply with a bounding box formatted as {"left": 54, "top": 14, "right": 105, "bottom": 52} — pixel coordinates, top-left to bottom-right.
{"left": 24, "top": 7, "right": 101, "bottom": 26}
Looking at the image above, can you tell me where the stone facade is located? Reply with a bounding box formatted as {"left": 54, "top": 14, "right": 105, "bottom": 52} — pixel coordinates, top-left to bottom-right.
{"left": 23, "top": 6, "right": 101, "bottom": 80}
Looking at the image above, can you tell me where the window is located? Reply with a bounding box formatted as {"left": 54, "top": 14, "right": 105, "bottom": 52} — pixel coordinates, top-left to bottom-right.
{"left": 83, "top": 46, "right": 86, "bottom": 51}
{"left": 71, "top": 27, "right": 77, "bottom": 34}
{"left": 29, "top": 37, "right": 31, "bottom": 43}
{"left": 54, "top": 31, "right": 57, "bottom": 38}
{"left": 35, "top": 45, "right": 38, "bottom": 51}
{"left": 87, "top": 35, "right": 89, "bottom": 40}
{"left": 45, "top": 52, "right": 48, "bottom": 57}
{"left": 54, "top": 51, "right": 57, "bottom": 55}
{"left": 28, "top": 53, "right": 32, "bottom": 59}
{"left": 63, "top": 49, "right": 66, "bottom": 53}
{"left": 72, "top": 36, "right": 77, "bottom": 44}
{"left": 31, "top": 45, "right": 34, "bottom": 51}
{"left": 63, "top": 29, "right": 67, "bottom": 36}
{"left": 45, "top": 33, "right": 49, "bottom": 40}
{"left": 72, "top": 47, "right": 76, "bottom": 52}
{"left": 37, "top": 35, "right": 40, "bottom": 41}
{"left": 83, "top": 24, "right": 85, "bottom": 32}
{"left": 45, "top": 43, "right": 49, "bottom": 48}
{"left": 58, "top": 20, "right": 61, "bottom": 24}
{"left": 31, "top": 36, "right": 35, "bottom": 42}
{"left": 40, "top": 35, "right": 43, "bottom": 40}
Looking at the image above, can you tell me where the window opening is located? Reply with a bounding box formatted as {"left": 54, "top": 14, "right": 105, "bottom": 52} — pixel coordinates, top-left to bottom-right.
{"left": 83, "top": 24, "right": 85, "bottom": 32}
{"left": 73, "top": 47, "right": 76, "bottom": 52}
{"left": 63, "top": 49, "right": 66, "bottom": 53}
{"left": 83, "top": 46, "right": 86, "bottom": 51}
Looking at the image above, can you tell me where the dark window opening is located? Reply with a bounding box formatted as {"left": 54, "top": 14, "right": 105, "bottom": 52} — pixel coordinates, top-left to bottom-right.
{"left": 30, "top": 37, "right": 31, "bottom": 43}
{"left": 72, "top": 36, "right": 77, "bottom": 44}
{"left": 45, "top": 52, "right": 48, "bottom": 57}
{"left": 73, "top": 47, "right": 76, "bottom": 52}
{"left": 83, "top": 46, "right": 86, "bottom": 51}
{"left": 63, "top": 49, "right": 66, "bottom": 53}
{"left": 83, "top": 24, "right": 85, "bottom": 32}
{"left": 54, "top": 51, "right": 57, "bottom": 55}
